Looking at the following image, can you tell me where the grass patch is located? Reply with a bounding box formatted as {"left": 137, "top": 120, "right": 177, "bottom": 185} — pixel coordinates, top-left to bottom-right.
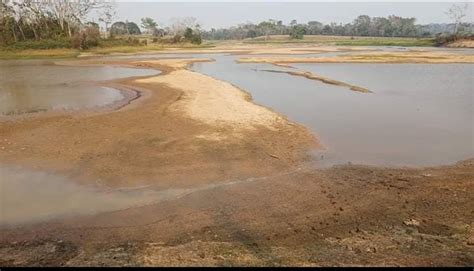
{"left": 5, "top": 38, "right": 73, "bottom": 50}
{"left": 0, "top": 39, "right": 215, "bottom": 59}
{"left": 335, "top": 38, "right": 435, "bottom": 47}
{"left": 243, "top": 35, "right": 435, "bottom": 47}
{"left": 0, "top": 48, "right": 80, "bottom": 59}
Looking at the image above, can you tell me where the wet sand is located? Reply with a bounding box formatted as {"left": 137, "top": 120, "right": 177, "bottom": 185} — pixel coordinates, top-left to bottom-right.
{"left": 0, "top": 46, "right": 473, "bottom": 266}
{"left": 257, "top": 68, "right": 371, "bottom": 93}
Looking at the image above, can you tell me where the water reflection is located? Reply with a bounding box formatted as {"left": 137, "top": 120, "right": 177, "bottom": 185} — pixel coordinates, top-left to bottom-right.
{"left": 192, "top": 55, "right": 473, "bottom": 167}
{"left": 0, "top": 60, "right": 158, "bottom": 115}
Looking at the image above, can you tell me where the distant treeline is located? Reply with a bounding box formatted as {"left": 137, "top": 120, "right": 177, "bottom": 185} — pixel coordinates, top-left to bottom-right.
{"left": 1, "top": 1, "right": 472, "bottom": 49}
{"left": 202, "top": 16, "right": 474, "bottom": 40}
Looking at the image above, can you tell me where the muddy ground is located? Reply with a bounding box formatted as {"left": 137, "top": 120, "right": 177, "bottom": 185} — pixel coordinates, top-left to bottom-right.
{"left": 0, "top": 46, "right": 473, "bottom": 266}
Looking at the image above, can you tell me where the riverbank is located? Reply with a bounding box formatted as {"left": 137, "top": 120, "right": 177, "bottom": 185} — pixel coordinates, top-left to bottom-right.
{"left": 0, "top": 36, "right": 446, "bottom": 60}
{"left": 1, "top": 48, "right": 473, "bottom": 266}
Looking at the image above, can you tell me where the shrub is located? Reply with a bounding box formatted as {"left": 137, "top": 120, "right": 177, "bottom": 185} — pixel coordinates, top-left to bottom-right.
{"left": 72, "top": 26, "right": 100, "bottom": 49}
{"left": 172, "top": 34, "right": 182, "bottom": 43}
{"left": 289, "top": 25, "right": 305, "bottom": 39}
{"left": 127, "top": 36, "right": 140, "bottom": 45}
{"left": 190, "top": 34, "right": 202, "bottom": 44}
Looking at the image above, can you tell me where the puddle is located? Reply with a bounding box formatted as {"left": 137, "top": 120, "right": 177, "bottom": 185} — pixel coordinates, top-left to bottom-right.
{"left": 0, "top": 60, "right": 158, "bottom": 115}
{"left": 0, "top": 165, "right": 272, "bottom": 226}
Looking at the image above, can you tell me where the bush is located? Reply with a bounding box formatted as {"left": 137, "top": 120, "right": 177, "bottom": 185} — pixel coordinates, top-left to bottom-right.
{"left": 434, "top": 32, "right": 474, "bottom": 46}
{"left": 289, "top": 25, "right": 305, "bottom": 39}
{"left": 127, "top": 37, "right": 140, "bottom": 45}
{"left": 99, "top": 37, "right": 145, "bottom": 48}
{"left": 182, "top": 28, "right": 202, "bottom": 44}
{"left": 190, "top": 34, "right": 202, "bottom": 44}
{"left": 72, "top": 26, "right": 100, "bottom": 49}
{"left": 172, "top": 34, "right": 182, "bottom": 43}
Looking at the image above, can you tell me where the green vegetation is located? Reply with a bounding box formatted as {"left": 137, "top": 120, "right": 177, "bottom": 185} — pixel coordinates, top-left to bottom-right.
{"left": 0, "top": 48, "right": 80, "bottom": 60}
{"left": 243, "top": 35, "right": 436, "bottom": 47}
{"left": 289, "top": 25, "right": 306, "bottom": 40}
{"left": 0, "top": 1, "right": 203, "bottom": 59}
{"left": 203, "top": 4, "right": 472, "bottom": 43}
{"left": 335, "top": 38, "right": 436, "bottom": 47}
{"left": 110, "top": 22, "right": 142, "bottom": 36}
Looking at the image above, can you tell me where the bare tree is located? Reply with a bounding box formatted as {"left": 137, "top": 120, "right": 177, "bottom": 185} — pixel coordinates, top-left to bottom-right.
{"left": 170, "top": 17, "right": 199, "bottom": 35}
{"left": 446, "top": 3, "right": 469, "bottom": 34}
{"left": 98, "top": 1, "right": 116, "bottom": 36}
{"left": 50, "top": 0, "right": 107, "bottom": 37}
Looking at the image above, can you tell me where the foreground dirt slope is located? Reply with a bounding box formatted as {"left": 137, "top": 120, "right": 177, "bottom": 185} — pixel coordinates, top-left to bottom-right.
{"left": 1, "top": 160, "right": 473, "bottom": 266}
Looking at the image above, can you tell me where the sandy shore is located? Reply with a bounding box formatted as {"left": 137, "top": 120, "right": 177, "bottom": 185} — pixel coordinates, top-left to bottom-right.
{"left": 238, "top": 51, "right": 474, "bottom": 64}
{"left": 1, "top": 46, "right": 473, "bottom": 266}
{"left": 79, "top": 44, "right": 376, "bottom": 58}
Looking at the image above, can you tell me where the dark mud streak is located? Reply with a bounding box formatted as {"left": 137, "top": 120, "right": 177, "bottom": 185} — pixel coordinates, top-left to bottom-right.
{"left": 257, "top": 69, "right": 372, "bottom": 93}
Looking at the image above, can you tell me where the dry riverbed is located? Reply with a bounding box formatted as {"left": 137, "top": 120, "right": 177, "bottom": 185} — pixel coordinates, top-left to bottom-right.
{"left": 0, "top": 47, "right": 473, "bottom": 266}
{"left": 238, "top": 51, "right": 474, "bottom": 64}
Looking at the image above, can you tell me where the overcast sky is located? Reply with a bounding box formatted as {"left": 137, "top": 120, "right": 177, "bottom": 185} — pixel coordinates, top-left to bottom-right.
{"left": 94, "top": 1, "right": 473, "bottom": 30}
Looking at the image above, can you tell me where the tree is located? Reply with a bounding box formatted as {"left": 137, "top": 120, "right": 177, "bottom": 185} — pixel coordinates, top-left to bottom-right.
{"left": 183, "top": 27, "right": 201, "bottom": 44}
{"left": 98, "top": 1, "right": 116, "bottom": 36}
{"left": 170, "top": 17, "right": 199, "bottom": 36}
{"left": 289, "top": 25, "right": 305, "bottom": 39}
{"left": 126, "top": 22, "right": 141, "bottom": 35}
{"left": 307, "top": 21, "right": 323, "bottom": 35}
{"left": 258, "top": 20, "right": 276, "bottom": 40}
{"left": 110, "top": 21, "right": 127, "bottom": 36}
{"left": 353, "top": 15, "right": 371, "bottom": 36}
{"left": 446, "top": 3, "right": 468, "bottom": 35}
{"left": 140, "top": 17, "right": 157, "bottom": 34}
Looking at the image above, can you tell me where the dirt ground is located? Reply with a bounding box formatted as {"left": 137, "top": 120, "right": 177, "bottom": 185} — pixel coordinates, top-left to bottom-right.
{"left": 0, "top": 46, "right": 473, "bottom": 266}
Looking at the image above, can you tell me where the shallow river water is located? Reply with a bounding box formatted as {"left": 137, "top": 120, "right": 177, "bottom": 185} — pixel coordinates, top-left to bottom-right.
{"left": 191, "top": 55, "right": 473, "bottom": 167}
{"left": 0, "top": 60, "right": 158, "bottom": 115}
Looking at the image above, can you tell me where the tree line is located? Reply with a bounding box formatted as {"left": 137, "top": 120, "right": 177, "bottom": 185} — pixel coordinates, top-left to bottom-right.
{"left": 0, "top": 0, "right": 203, "bottom": 48}
{"left": 1, "top": 1, "right": 471, "bottom": 48}
{"left": 108, "top": 17, "right": 202, "bottom": 44}
{"left": 202, "top": 14, "right": 473, "bottom": 40}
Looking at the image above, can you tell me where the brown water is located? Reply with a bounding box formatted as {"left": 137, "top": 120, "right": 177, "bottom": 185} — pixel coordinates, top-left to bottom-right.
{"left": 0, "top": 60, "right": 158, "bottom": 115}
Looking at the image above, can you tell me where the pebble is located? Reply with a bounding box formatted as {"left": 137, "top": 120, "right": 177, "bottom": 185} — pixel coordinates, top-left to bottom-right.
{"left": 403, "top": 218, "right": 420, "bottom": 226}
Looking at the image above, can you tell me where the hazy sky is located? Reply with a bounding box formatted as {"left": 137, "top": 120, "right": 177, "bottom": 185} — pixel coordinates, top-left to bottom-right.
{"left": 97, "top": 1, "right": 473, "bottom": 30}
